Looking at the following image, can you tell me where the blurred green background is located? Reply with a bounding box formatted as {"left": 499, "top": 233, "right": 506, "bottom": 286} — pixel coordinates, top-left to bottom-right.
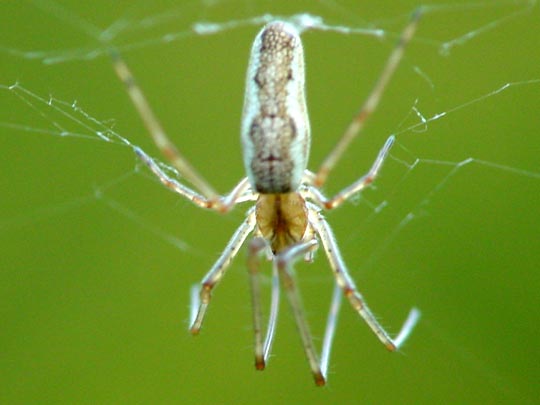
{"left": 1, "top": 0, "right": 539, "bottom": 403}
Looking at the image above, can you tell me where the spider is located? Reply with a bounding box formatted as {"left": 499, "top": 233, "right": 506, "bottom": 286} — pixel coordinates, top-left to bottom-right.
{"left": 111, "top": 10, "right": 421, "bottom": 386}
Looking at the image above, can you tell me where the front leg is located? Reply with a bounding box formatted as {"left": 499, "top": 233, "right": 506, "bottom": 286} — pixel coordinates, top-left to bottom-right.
{"left": 189, "top": 208, "right": 256, "bottom": 333}
{"left": 310, "top": 209, "right": 420, "bottom": 351}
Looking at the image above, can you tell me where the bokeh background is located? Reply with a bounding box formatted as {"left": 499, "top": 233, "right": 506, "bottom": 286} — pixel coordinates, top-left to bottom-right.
{"left": 1, "top": 0, "right": 539, "bottom": 403}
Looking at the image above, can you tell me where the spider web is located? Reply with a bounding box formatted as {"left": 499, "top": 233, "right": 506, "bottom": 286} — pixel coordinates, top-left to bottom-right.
{"left": 1, "top": 0, "right": 539, "bottom": 403}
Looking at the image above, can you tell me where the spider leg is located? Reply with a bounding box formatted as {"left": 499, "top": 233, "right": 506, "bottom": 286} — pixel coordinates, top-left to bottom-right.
{"left": 247, "top": 237, "right": 280, "bottom": 370}
{"left": 190, "top": 208, "right": 256, "bottom": 333}
{"left": 319, "top": 282, "right": 342, "bottom": 381}
{"left": 135, "top": 146, "right": 254, "bottom": 212}
{"left": 310, "top": 209, "right": 420, "bottom": 351}
{"left": 274, "top": 239, "right": 327, "bottom": 386}
{"left": 314, "top": 8, "right": 421, "bottom": 187}
{"left": 307, "top": 135, "right": 395, "bottom": 210}
{"left": 111, "top": 51, "right": 224, "bottom": 206}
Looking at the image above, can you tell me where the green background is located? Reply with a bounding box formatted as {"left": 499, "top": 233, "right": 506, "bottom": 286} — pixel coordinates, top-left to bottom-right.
{"left": 1, "top": 0, "right": 539, "bottom": 403}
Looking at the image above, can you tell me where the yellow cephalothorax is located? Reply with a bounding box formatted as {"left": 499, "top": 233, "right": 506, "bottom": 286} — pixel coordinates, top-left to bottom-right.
{"left": 256, "top": 193, "right": 308, "bottom": 253}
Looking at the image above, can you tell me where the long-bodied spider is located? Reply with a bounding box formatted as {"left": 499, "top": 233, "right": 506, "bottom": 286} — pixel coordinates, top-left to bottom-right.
{"left": 111, "top": 10, "right": 421, "bottom": 386}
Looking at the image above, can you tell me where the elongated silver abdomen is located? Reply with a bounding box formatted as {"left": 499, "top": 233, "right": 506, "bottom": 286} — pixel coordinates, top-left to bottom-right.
{"left": 241, "top": 21, "right": 310, "bottom": 194}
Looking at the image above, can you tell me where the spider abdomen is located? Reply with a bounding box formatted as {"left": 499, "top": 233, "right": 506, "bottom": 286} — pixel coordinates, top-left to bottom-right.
{"left": 241, "top": 21, "right": 310, "bottom": 194}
